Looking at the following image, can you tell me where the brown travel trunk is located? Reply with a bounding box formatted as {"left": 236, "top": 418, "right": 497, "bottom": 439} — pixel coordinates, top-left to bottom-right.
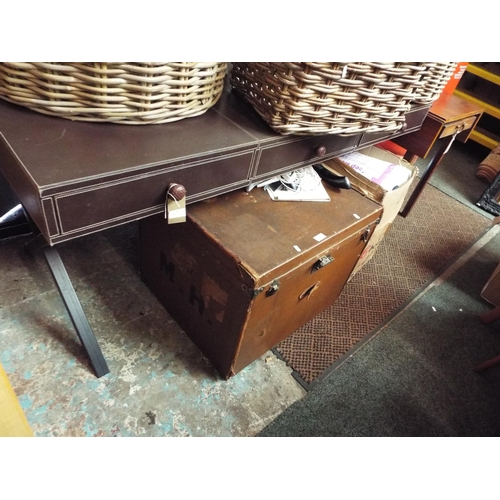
{"left": 139, "top": 183, "right": 382, "bottom": 379}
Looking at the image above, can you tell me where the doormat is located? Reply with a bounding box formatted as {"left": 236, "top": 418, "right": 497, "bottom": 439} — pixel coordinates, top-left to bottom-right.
{"left": 275, "top": 181, "right": 492, "bottom": 388}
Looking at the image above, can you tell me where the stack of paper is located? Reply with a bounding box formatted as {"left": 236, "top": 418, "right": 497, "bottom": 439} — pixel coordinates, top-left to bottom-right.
{"left": 337, "top": 151, "right": 411, "bottom": 191}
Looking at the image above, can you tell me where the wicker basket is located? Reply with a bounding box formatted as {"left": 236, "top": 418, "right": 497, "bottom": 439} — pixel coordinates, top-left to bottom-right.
{"left": 412, "top": 62, "right": 458, "bottom": 104}
{"left": 230, "top": 62, "right": 431, "bottom": 136}
{"left": 0, "top": 62, "right": 228, "bottom": 125}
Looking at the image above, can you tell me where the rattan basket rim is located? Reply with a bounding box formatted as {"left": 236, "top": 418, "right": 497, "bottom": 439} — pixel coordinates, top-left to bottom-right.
{"left": 0, "top": 62, "right": 228, "bottom": 125}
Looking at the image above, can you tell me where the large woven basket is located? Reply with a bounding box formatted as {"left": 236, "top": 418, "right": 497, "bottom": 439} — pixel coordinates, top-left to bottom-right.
{"left": 230, "top": 62, "right": 431, "bottom": 136}
{"left": 412, "top": 62, "right": 458, "bottom": 104}
{"left": 0, "top": 62, "right": 228, "bottom": 125}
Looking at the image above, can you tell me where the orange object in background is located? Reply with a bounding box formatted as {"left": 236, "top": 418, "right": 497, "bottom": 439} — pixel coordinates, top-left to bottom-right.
{"left": 377, "top": 140, "right": 407, "bottom": 157}
{"left": 441, "top": 62, "right": 468, "bottom": 95}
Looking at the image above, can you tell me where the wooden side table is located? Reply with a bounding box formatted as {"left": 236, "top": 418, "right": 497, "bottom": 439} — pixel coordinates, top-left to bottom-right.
{"left": 392, "top": 93, "right": 484, "bottom": 217}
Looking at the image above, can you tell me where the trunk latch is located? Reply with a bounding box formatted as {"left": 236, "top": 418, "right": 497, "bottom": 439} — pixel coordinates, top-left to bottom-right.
{"left": 266, "top": 279, "right": 280, "bottom": 297}
{"left": 311, "top": 254, "right": 334, "bottom": 273}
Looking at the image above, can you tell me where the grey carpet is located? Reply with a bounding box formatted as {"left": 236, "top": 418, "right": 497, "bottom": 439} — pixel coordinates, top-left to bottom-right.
{"left": 258, "top": 228, "right": 500, "bottom": 436}
{"left": 426, "top": 139, "right": 493, "bottom": 218}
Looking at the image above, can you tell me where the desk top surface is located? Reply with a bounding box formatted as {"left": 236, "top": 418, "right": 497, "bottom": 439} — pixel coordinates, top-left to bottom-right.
{"left": 429, "top": 93, "right": 484, "bottom": 123}
{"left": 0, "top": 85, "right": 431, "bottom": 190}
{"left": 0, "top": 93, "right": 262, "bottom": 188}
{"left": 0, "top": 86, "right": 430, "bottom": 245}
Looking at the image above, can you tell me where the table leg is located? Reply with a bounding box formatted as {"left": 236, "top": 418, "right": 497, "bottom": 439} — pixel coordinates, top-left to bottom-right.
{"left": 399, "top": 134, "right": 455, "bottom": 218}
{"left": 43, "top": 246, "right": 110, "bottom": 378}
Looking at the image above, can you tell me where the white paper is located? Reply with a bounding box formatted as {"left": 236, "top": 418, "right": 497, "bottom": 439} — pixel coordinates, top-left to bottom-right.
{"left": 338, "top": 151, "right": 411, "bottom": 191}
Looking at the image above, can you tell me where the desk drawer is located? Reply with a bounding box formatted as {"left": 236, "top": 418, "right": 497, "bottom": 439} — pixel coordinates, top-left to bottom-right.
{"left": 54, "top": 151, "right": 254, "bottom": 237}
{"left": 256, "top": 134, "right": 359, "bottom": 177}
{"left": 439, "top": 116, "right": 478, "bottom": 139}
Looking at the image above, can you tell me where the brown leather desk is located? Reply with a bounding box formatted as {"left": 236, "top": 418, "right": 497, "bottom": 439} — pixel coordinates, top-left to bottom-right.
{"left": 0, "top": 87, "right": 430, "bottom": 377}
{"left": 393, "top": 93, "right": 484, "bottom": 217}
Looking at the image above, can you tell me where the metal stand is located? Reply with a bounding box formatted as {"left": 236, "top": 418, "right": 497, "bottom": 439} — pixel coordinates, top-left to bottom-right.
{"left": 21, "top": 207, "right": 110, "bottom": 378}
{"left": 43, "top": 246, "right": 110, "bottom": 378}
{"left": 0, "top": 204, "right": 32, "bottom": 240}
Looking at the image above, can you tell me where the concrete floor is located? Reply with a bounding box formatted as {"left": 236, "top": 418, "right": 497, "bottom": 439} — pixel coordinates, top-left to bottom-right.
{"left": 0, "top": 222, "right": 306, "bottom": 437}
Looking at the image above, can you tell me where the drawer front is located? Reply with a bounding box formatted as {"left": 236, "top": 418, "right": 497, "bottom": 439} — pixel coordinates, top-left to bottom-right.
{"left": 439, "top": 115, "right": 478, "bottom": 139}
{"left": 256, "top": 134, "right": 359, "bottom": 177}
{"left": 55, "top": 151, "right": 254, "bottom": 236}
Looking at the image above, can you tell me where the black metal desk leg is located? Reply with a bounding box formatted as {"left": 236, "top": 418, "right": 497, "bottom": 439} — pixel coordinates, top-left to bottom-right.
{"left": 43, "top": 246, "right": 110, "bottom": 378}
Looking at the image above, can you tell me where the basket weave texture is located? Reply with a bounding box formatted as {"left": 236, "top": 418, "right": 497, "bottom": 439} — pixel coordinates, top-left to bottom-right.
{"left": 413, "top": 62, "right": 458, "bottom": 104}
{"left": 0, "top": 62, "right": 227, "bottom": 124}
{"left": 230, "top": 62, "right": 433, "bottom": 136}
